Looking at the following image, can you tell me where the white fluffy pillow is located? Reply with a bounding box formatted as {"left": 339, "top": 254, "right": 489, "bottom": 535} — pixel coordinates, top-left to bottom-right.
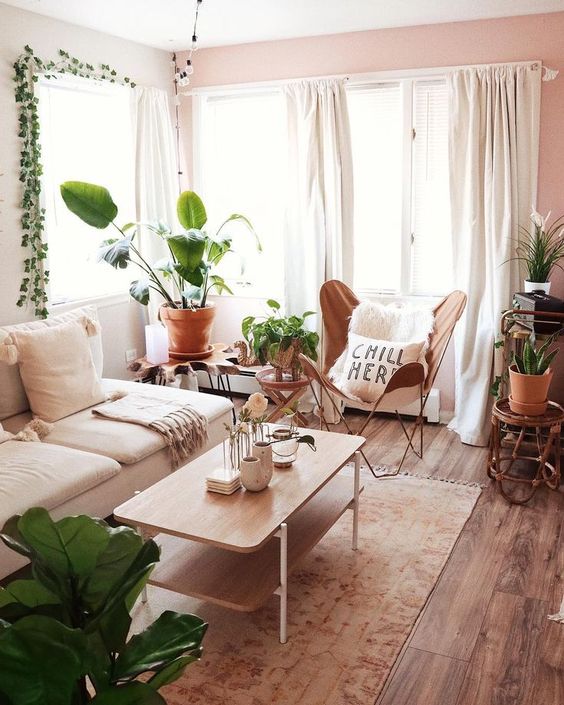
{"left": 0, "top": 318, "right": 105, "bottom": 422}
{"left": 340, "top": 332, "right": 426, "bottom": 404}
{"left": 0, "top": 422, "right": 12, "bottom": 444}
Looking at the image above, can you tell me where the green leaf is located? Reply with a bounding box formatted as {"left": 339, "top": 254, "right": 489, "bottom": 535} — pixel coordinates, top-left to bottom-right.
{"left": 177, "top": 191, "right": 207, "bottom": 230}
{"left": 148, "top": 654, "right": 200, "bottom": 689}
{"left": 114, "top": 610, "right": 207, "bottom": 680}
{"left": 216, "top": 213, "right": 261, "bottom": 252}
{"left": 91, "top": 682, "right": 166, "bottom": 705}
{"left": 0, "top": 516, "right": 31, "bottom": 559}
{"left": 97, "top": 236, "right": 132, "bottom": 269}
{"left": 130, "top": 279, "right": 150, "bottom": 305}
{"left": 266, "top": 299, "right": 280, "bottom": 311}
{"left": 0, "top": 580, "right": 61, "bottom": 621}
{"left": 208, "top": 275, "right": 233, "bottom": 296}
{"left": 168, "top": 231, "right": 206, "bottom": 272}
{"left": 297, "top": 435, "right": 316, "bottom": 451}
{"left": 60, "top": 181, "right": 118, "bottom": 229}
{"left": 173, "top": 261, "right": 204, "bottom": 288}
{"left": 0, "top": 616, "right": 86, "bottom": 705}
{"left": 18, "top": 510, "right": 110, "bottom": 583}
{"left": 153, "top": 258, "right": 174, "bottom": 277}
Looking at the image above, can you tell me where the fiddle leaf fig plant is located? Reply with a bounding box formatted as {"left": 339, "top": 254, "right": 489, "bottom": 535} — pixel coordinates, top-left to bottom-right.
{"left": 60, "top": 182, "right": 260, "bottom": 309}
{"left": 0, "top": 508, "right": 207, "bottom": 705}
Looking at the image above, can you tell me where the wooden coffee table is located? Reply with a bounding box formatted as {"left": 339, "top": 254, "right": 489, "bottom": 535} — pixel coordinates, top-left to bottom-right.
{"left": 114, "top": 428, "right": 365, "bottom": 643}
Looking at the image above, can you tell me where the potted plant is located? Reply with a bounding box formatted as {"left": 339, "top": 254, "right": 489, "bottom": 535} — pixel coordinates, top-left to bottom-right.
{"left": 0, "top": 508, "right": 206, "bottom": 704}
{"left": 60, "top": 182, "right": 259, "bottom": 358}
{"left": 241, "top": 299, "right": 319, "bottom": 381}
{"left": 508, "top": 332, "right": 559, "bottom": 415}
{"left": 506, "top": 209, "right": 564, "bottom": 294}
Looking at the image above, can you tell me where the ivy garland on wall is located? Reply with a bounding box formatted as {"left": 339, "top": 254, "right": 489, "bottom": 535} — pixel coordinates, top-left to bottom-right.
{"left": 13, "top": 45, "right": 136, "bottom": 318}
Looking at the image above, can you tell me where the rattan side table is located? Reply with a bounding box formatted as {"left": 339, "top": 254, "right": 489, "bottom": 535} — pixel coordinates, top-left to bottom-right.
{"left": 487, "top": 397, "right": 564, "bottom": 504}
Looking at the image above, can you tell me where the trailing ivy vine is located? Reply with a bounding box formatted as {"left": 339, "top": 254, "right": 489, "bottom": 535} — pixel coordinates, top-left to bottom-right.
{"left": 13, "top": 45, "right": 136, "bottom": 318}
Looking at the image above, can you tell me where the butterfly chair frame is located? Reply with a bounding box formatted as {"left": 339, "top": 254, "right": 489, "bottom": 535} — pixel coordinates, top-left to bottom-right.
{"left": 299, "top": 281, "right": 467, "bottom": 478}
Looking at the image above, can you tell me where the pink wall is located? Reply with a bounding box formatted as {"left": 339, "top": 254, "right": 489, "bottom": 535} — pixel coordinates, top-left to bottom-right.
{"left": 178, "top": 12, "right": 564, "bottom": 412}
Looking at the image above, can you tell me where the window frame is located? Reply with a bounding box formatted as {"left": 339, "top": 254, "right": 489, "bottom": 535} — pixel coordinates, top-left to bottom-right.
{"left": 346, "top": 75, "right": 449, "bottom": 301}
{"left": 191, "top": 68, "right": 450, "bottom": 303}
{"left": 38, "top": 73, "right": 135, "bottom": 307}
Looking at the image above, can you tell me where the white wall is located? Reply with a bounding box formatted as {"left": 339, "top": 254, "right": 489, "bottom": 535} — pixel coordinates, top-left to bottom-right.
{"left": 0, "top": 2, "right": 172, "bottom": 378}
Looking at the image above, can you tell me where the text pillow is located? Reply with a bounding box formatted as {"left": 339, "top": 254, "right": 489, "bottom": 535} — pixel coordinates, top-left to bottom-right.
{"left": 340, "top": 332, "right": 425, "bottom": 403}
{"left": 0, "top": 318, "right": 105, "bottom": 422}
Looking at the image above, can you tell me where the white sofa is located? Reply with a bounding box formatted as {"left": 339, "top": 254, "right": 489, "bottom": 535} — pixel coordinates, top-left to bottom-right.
{"left": 0, "top": 307, "right": 233, "bottom": 579}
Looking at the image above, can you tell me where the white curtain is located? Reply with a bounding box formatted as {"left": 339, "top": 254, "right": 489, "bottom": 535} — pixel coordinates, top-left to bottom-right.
{"left": 447, "top": 64, "right": 541, "bottom": 446}
{"left": 131, "top": 86, "right": 179, "bottom": 322}
{"left": 284, "top": 79, "right": 354, "bottom": 323}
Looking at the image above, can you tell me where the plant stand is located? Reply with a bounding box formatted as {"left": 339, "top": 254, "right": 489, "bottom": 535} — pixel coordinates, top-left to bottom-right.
{"left": 487, "top": 397, "right": 564, "bottom": 504}
{"left": 256, "top": 367, "right": 310, "bottom": 426}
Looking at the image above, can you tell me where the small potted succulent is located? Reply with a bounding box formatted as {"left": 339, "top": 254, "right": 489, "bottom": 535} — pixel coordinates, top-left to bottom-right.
{"left": 509, "top": 332, "right": 559, "bottom": 415}
{"left": 505, "top": 209, "right": 564, "bottom": 294}
{"left": 241, "top": 300, "right": 319, "bottom": 381}
{"left": 60, "top": 182, "right": 259, "bottom": 359}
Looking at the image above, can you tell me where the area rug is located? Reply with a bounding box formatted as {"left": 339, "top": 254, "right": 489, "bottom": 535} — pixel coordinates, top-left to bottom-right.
{"left": 131, "top": 475, "right": 481, "bottom": 705}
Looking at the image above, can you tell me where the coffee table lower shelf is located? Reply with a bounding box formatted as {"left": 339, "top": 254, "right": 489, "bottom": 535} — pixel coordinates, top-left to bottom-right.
{"left": 148, "top": 472, "right": 362, "bottom": 643}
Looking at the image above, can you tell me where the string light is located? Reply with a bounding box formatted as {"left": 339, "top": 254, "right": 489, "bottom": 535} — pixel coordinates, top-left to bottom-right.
{"left": 175, "top": 0, "right": 203, "bottom": 87}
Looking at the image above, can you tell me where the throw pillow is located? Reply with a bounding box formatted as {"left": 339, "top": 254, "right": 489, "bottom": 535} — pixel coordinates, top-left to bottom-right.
{"left": 0, "top": 422, "right": 12, "bottom": 444}
{"left": 340, "top": 332, "right": 425, "bottom": 403}
{"left": 0, "top": 318, "right": 105, "bottom": 422}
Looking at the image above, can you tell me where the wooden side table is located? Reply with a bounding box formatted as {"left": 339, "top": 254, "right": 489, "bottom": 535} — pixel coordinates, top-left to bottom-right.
{"left": 487, "top": 397, "right": 564, "bottom": 504}
{"left": 256, "top": 367, "right": 310, "bottom": 426}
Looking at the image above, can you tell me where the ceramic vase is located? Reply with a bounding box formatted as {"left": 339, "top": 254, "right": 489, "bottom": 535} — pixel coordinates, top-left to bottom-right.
{"left": 524, "top": 280, "right": 551, "bottom": 294}
{"left": 240, "top": 456, "right": 272, "bottom": 492}
{"left": 252, "top": 441, "right": 274, "bottom": 485}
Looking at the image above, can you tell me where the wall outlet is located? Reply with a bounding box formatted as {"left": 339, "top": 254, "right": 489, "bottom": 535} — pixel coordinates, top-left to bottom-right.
{"left": 125, "top": 348, "right": 138, "bottom": 363}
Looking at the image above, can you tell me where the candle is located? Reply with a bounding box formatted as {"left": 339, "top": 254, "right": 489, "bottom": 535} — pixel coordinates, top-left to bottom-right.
{"left": 145, "top": 324, "right": 169, "bottom": 364}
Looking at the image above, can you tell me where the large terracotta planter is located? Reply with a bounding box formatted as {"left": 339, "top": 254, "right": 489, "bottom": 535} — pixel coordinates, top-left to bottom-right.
{"left": 508, "top": 364, "right": 553, "bottom": 416}
{"left": 160, "top": 303, "right": 216, "bottom": 359}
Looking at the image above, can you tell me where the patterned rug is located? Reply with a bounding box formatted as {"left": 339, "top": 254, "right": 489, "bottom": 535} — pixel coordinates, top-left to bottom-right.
{"left": 132, "top": 474, "right": 481, "bottom": 705}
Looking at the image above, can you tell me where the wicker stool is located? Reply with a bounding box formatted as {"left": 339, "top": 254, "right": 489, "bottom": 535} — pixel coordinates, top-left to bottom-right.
{"left": 487, "top": 397, "right": 564, "bottom": 504}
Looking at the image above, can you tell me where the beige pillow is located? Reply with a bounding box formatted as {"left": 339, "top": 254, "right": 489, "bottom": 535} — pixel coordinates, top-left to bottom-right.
{"left": 340, "top": 332, "right": 426, "bottom": 404}
{"left": 1, "top": 318, "right": 105, "bottom": 422}
{"left": 0, "top": 305, "right": 103, "bottom": 421}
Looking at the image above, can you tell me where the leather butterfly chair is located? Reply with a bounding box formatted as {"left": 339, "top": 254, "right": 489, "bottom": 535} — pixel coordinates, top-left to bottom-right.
{"left": 299, "top": 280, "right": 467, "bottom": 477}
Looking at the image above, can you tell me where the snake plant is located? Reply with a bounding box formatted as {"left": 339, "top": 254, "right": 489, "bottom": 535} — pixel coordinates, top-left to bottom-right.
{"left": 513, "top": 332, "right": 559, "bottom": 375}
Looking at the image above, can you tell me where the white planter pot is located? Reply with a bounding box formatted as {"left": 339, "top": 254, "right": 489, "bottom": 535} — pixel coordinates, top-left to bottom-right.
{"left": 240, "top": 455, "right": 272, "bottom": 492}
{"left": 524, "top": 280, "right": 551, "bottom": 294}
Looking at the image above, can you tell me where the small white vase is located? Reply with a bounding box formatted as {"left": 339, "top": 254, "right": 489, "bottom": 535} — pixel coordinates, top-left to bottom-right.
{"left": 252, "top": 441, "right": 274, "bottom": 483}
{"left": 240, "top": 456, "right": 271, "bottom": 492}
{"left": 524, "top": 280, "right": 551, "bottom": 294}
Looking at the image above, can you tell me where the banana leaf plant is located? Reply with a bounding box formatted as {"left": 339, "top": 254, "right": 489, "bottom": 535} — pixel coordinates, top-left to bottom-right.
{"left": 0, "top": 508, "right": 207, "bottom": 704}
{"left": 60, "top": 182, "right": 260, "bottom": 309}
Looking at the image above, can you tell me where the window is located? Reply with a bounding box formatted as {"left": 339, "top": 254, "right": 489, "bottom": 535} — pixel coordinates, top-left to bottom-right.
{"left": 39, "top": 76, "right": 135, "bottom": 304}
{"left": 347, "top": 78, "right": 451, "bottom": 297}
{"left": 195, "top": 91, "right": 287, "bottom": 299}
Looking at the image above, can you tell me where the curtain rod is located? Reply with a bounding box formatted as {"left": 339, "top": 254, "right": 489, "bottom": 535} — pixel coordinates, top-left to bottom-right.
{"left": 181, "top": 59, "right": 558, "bottom": 97}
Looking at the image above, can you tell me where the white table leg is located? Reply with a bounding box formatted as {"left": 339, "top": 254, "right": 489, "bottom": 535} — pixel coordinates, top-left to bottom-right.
{"left": 278, "top": 522, "right": 288, "bottom": 644}
{"left": 352, "top": 451, "right": 360, "bottom": 551}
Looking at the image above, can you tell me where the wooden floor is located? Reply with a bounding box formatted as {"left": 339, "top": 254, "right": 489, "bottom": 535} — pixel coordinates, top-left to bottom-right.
{"left": 312, "top": 408, "right": 564, "bottom": 705}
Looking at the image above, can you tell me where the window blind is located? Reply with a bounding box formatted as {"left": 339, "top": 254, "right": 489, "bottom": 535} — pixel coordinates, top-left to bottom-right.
{"left": 410, "top": 80, "right": 452, "bottom": 296}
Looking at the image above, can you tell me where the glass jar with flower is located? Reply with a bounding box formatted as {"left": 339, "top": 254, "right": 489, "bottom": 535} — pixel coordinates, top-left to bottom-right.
{"left": 224, "top": 393, "right": 270, "bottom": 471}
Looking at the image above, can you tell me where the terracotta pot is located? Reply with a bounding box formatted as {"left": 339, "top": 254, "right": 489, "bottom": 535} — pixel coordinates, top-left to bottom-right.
{"left": 159, "top": 303, "right": 216, "bottom": 357}
{"left": 508, "top": 364, "right": 553, "bottom": 416}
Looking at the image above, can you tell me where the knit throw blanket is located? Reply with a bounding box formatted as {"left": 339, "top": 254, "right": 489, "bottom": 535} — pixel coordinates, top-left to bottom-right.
{"left": 93, "top": 393, "right": 208, "bottom": 468}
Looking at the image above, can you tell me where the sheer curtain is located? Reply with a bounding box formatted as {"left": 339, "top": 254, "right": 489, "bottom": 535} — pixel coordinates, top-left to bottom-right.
{"left": 284, "top": 79, "right": 354, "bottom": 323}
{"left": 131, "top": 86, "right": 179, "bottom": 322}
{"left": 447, "top": 64, "right": 541, "bottom": 445}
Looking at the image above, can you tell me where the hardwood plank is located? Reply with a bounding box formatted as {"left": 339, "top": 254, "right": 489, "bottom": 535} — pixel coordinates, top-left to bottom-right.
{"left": 455, "top": 591, "right": 546, "bottom": 705}
{"left": 531, "top": 512, "right": 564, "bottom": 705}
{"left": 377, "top": 647, "right": 468, "bottom": 705}
{"left": 149, "top": 475, "right": 359, "bottom": 611}
{"left": 409, "top": 487, "right": 517, "bottom": 661}
{"left": 495, "top": 488, "right": 563, "bottom": 600}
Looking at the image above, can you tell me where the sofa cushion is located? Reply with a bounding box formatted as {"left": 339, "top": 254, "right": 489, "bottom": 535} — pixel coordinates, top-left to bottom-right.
{"left": 0, "top": 441, "right": 120, "bottom": 525}
{"left": 29, "top": 379, "right": 233, "bottom": 466}
{"left": 6, "top": 319, "right": 106, "bottom": 422}
{"left": 0, "top": 305, "right": 103, "bottom": 421}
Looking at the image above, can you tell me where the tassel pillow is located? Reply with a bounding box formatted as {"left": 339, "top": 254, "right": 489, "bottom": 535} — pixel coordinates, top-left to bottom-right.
{"left": 0, "top": 317, "right": 105, "bottom": 422}
{"left": 340, "top": 332, "right": 426, "bottom": 403}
